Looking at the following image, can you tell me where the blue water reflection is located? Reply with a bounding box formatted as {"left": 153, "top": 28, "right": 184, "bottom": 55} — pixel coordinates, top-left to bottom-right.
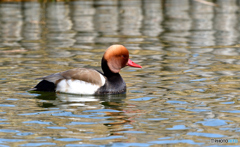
{"left": 187, "top": 132, "right": 226, "bottom": 138}
{"left": 196, "top": 119, "right": 228, "bottom": 127}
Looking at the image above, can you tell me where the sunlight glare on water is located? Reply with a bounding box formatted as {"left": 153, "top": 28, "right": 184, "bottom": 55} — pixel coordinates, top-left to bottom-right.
{"left": 0, "top": 0, "right": 240, "bottom": 146}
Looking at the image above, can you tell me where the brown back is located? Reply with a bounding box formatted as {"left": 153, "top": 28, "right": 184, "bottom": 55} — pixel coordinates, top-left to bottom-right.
{"left": 40, "top": 68, "right": 105, "bottom": 86}
{"left": 60, "top": 68, "right": 104, "bottom": 86}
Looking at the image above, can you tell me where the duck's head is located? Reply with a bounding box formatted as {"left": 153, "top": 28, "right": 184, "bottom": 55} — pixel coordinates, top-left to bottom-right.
{"left": 102, "top": 45, "right": 142, "bottom": 74}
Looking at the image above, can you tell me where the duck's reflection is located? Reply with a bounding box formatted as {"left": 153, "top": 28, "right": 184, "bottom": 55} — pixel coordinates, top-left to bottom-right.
{"left": 34, "top": 92, "right": 128, "bottom": 136}
{"left": 34, "top": 92, "right": 126, "bottom": 108}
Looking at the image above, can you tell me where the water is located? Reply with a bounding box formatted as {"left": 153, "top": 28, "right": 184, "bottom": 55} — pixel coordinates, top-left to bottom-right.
{"left": 0, "top": 0, "right": 240, "bottom": 146}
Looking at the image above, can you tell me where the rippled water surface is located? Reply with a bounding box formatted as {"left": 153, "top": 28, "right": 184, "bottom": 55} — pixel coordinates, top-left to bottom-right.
{"left": 0, "top": 0, "right": 240, "bottom": 146}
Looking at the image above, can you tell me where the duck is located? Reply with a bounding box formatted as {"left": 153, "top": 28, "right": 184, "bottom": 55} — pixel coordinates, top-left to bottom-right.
{"left": 30, "top": 45, "right": 142, "bottom": 95}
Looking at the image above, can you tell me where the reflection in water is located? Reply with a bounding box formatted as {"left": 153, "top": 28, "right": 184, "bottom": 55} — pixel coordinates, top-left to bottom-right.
{"left": 70, "top": 0, "right": 96, "bottom": 47}
{"left": 35, "top": 92, "right": 128, "bottom": 141}
{"left": 0, "top": 3, "right": 22, "bottom": 48}
{"left": 119, "top": 0, "right": 142, "bottom": 36}
{"left": 190, "top": 0, "right": 214, "bottom": 49}
{"left": 162, "top": 0, "right": 191, "bottom": 53}
{"left": 22, "top": 2, "right": 42, "bottom": 50}
{"left": 94, "top": 0, "right": 119, "bottom": 44}
{"left": 214, "top": 0, "right": 238, "bottom": 46}
{"left": 46, "top": 2, "right": 75, "bottom": 48}
{"left": 1, "top": 0, "right": 240, "bottom": 146}
{"left": 213, "top": 0, "right": 238, "bottom": 59}
{"left": 34, "top": 91, "right": 126, "bottom": 107}
{"left": 142, "top": 0, "right": 163, "bottom": 37}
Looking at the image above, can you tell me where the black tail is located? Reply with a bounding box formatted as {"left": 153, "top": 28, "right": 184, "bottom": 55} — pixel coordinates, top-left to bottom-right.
{"left": 30, "top": 80, "right": 56, "bottom": 92}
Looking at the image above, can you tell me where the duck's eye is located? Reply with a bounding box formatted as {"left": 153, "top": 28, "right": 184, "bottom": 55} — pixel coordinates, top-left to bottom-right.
{"left": 122, "top": 55, "right": 126, "bottom": 58}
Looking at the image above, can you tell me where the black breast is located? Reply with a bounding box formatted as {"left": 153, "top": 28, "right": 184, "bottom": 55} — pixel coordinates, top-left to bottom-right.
{"left": 95, "top": 73, "right": 126, "bottom": 95}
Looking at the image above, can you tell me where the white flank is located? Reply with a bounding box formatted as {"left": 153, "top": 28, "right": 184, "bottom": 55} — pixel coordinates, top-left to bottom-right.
{"left": 56, "top": 79, "right": 100, "bottom": 95}
{"left": 99, "top": 74, "right": 106, "bottom": 86}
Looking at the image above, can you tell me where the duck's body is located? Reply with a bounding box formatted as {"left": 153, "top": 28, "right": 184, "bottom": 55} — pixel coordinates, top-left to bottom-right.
{"left": 33, "top": 68, "right": 126, "bottom": 95}
{"left": 31, "top": 45, "right": 141, "bottom": 95}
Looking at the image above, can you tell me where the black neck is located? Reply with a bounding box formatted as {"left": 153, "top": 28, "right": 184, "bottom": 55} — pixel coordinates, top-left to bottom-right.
{"left": 96, "top": 57, "right": 126, "bottom": 94}
{"left": 101, "top": 57, "right": 118, "bottom": 77}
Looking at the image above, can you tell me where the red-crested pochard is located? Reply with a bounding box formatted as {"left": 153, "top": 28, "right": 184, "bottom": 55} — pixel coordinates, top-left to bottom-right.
{"left": 31, "top": 45, "right": 142, "bottom": 95}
